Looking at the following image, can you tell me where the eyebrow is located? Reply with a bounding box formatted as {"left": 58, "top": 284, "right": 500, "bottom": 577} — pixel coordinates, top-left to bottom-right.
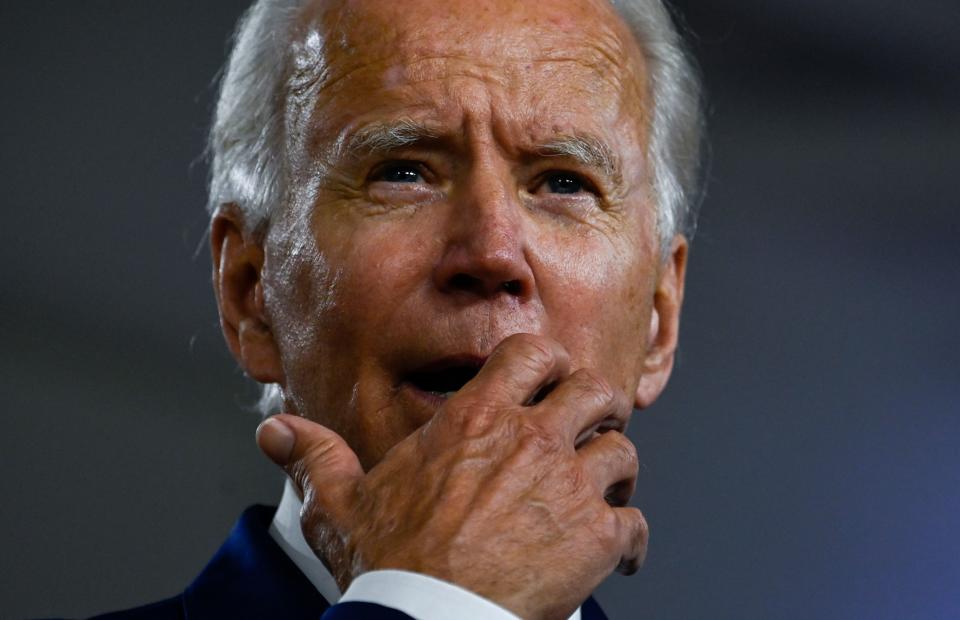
{"left": 341, "top": 121, "right": 623, "bottom": 184}
{"left": 537, "top": 134, "right": 623, "bottom": 185}
{"left": 342, "top": 119, "right": 440, "bottom": 159}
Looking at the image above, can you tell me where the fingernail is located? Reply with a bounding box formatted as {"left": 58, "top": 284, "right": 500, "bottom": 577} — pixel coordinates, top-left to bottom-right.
{"left": 256, "top": 417, "right": 295, "bottom": 466}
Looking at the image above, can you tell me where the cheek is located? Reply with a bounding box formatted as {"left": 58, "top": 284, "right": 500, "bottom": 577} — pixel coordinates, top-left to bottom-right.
{"left": 270, "top": 200, "right": 439, "bottom": 360}
{"left": 536, "top": 224, "right": 655, "bottom": 387}
{"left": 332, "top": 222, "right": 435, "bottom": 333}
{"left": 264, "top": 231, "right": 339, "bottom": 359}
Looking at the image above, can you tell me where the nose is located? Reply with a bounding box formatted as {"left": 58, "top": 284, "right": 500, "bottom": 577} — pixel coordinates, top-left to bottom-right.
{"left": 432, "top": 171, "right": 535, "bottom": 302}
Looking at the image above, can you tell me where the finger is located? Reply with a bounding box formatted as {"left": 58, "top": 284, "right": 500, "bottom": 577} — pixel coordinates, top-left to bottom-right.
{"left": 578, "top": 430, "right": 639, "bottom": 507}
{"left": 537, "top": 368, "right": 632, "bottom": 446}
{"left": 458, "top": 333, "right": 570, "bottom": 406}
{"left": 256, "top": 414, "right": 363, "bottom": 529}
{"left": 612, "top": 506, "right": 649, "bottom": 575}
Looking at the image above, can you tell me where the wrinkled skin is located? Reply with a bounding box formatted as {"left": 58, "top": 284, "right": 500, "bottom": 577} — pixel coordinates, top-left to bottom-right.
{"left": 260, "top": 335, "right": 644, "bottom": 619}
{"left": 211, "top": 0, "right": 688, "bottom": 618}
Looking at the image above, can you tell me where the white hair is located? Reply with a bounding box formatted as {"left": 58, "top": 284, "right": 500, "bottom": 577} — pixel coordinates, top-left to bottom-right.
{"left": 610, "top": 0, "right": 705, "bottom": 250}
{"left": 207, "top": 0, "right": 705, "bottom": 416}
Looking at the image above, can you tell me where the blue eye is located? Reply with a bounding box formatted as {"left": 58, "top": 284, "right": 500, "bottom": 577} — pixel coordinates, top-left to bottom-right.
{"left": 545, "top": 172, "right": 584, "bottom": 194}
{"left": 376, "top": 163, "right": 422, "bottom": 183}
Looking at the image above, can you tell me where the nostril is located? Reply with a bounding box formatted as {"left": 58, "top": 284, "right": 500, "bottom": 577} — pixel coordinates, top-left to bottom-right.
{"left": 442, "top": 273, "right": 527, "bottom": 298}
{"left": 501, "top": 280, "right": 522, "bottom": 295}
{"left": 450, "top": 273, "right": 481, "bottom": 292}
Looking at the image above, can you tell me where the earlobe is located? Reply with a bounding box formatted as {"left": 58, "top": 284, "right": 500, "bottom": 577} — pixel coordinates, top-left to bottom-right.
{"left": 211, "top": 206, "right": 285, "bottom": 385}
{"left": 634, "top": 235, "right": 688, "bottom": 410}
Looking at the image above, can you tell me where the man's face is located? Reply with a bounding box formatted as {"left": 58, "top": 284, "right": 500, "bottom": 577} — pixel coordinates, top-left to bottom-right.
{"left": 242, "top": 0, "right": 683, "bottom": 469}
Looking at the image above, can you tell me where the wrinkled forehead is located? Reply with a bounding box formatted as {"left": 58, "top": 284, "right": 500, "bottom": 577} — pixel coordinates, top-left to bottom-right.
{"left": 285, "top": 0, "right": 650, "bottom": 130}
{"left": 296, "top": 0, "right": 638, "bottom": 63}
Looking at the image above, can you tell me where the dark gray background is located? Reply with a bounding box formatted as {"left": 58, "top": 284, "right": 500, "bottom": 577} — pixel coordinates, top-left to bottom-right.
{"left": 2, "top": 1, "right": 958, "bottom": 618}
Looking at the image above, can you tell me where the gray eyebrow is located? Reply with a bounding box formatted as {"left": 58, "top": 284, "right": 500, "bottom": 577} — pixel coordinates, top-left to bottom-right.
{"left": 341, "top": 123, "right": 623, "bottom": 186}
{"left": 537, "top": 134, "right": 623, "bottom": 185}
{"left": 342, "top": 119, "right": 440, "bottom": 158}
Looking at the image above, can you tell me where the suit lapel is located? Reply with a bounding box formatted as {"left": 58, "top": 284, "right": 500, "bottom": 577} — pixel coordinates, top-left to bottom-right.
{"left": 182, "top": 505, "right": 329, "bottom": 619}
{"left": 581, "top": 595, "right": 609, "bottom": 620}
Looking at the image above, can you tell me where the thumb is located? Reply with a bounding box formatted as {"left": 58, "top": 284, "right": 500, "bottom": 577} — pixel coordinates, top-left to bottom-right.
{"left": 256, "top": 413, "right": 363, "bottom": 528}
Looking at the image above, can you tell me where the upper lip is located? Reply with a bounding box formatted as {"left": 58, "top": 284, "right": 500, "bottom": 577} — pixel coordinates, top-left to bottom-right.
{"left": 402, "top": 355, "right": 488, "bottom": 394}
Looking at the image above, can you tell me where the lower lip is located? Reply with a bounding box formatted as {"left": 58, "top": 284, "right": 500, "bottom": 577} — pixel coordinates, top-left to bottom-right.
{"left": 400, "top": 382, "right": 451, "bottom": 409}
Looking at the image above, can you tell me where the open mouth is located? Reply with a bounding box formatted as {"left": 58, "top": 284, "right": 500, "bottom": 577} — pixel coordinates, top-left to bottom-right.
{"left": 403, "top": 358, "right": 485, "bottom": 400}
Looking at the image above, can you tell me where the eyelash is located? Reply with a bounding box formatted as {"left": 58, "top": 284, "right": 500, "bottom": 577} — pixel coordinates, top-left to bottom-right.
{"left": 534, "top": 170, "right": 597, "bottom": 196}
{"left": 369, "top": 161, "right": 429, "bottom": 184}
{"left": 368, "top": 160, "right": 599, "bottom": 197}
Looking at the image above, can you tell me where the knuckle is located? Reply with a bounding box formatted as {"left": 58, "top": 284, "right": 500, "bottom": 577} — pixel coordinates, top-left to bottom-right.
{"left": 593, "top": 506, "right": 649, "bottom": 562}
{"left": 592, "top": 507, "right": 623, "bottom": 553}
{"left": 504, "top": 331, "right": 548, "bottom": 351}
{"left": 627, "top": 507, "right": 649, "bottom": 543}
{"left": 575, "top": 368, "right": 616, "bottom": 407}
{"left": 506, "top": 333, "right": 556, "bottom": 372}
{"left": 609, "top": 432, "right": 639, "bottom": 469}
{"left": 514, "top": 418, "right": 564, "bottom": 456}
{"left": 626, "top": 508, "right": 650, "bottom": 571}
{"left": 461, "top": 406, "right": 498, "bottom": 438}
{"left": 448, "top": 400, "right": 499, "bottom": 438}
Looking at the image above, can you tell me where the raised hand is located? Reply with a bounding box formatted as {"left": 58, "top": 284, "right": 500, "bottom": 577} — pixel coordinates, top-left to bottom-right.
{"left": 256, "top": 333, "right": 646, "bottom": 620}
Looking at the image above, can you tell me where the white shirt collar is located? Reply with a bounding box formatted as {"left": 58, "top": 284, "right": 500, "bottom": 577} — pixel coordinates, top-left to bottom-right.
{"left": 268, "top": 479, "right": 343, "bottom": 604}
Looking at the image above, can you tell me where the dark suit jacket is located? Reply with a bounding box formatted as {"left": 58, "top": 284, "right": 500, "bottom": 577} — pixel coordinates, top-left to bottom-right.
{"left": 83, "top": 505, "right": 608, "bottom": 619}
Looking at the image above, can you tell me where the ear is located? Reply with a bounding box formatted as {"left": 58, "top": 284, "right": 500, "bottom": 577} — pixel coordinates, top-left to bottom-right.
{"left": 210, "top": 205, "right": 285, "bottom": 385}
{"left": 634, "top": 235, "right": 688, "bottom": 409}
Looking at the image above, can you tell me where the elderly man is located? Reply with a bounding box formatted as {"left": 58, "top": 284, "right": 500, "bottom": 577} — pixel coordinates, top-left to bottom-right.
{"left": 92, "top": 0, "right": 701, "bottom": 618}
